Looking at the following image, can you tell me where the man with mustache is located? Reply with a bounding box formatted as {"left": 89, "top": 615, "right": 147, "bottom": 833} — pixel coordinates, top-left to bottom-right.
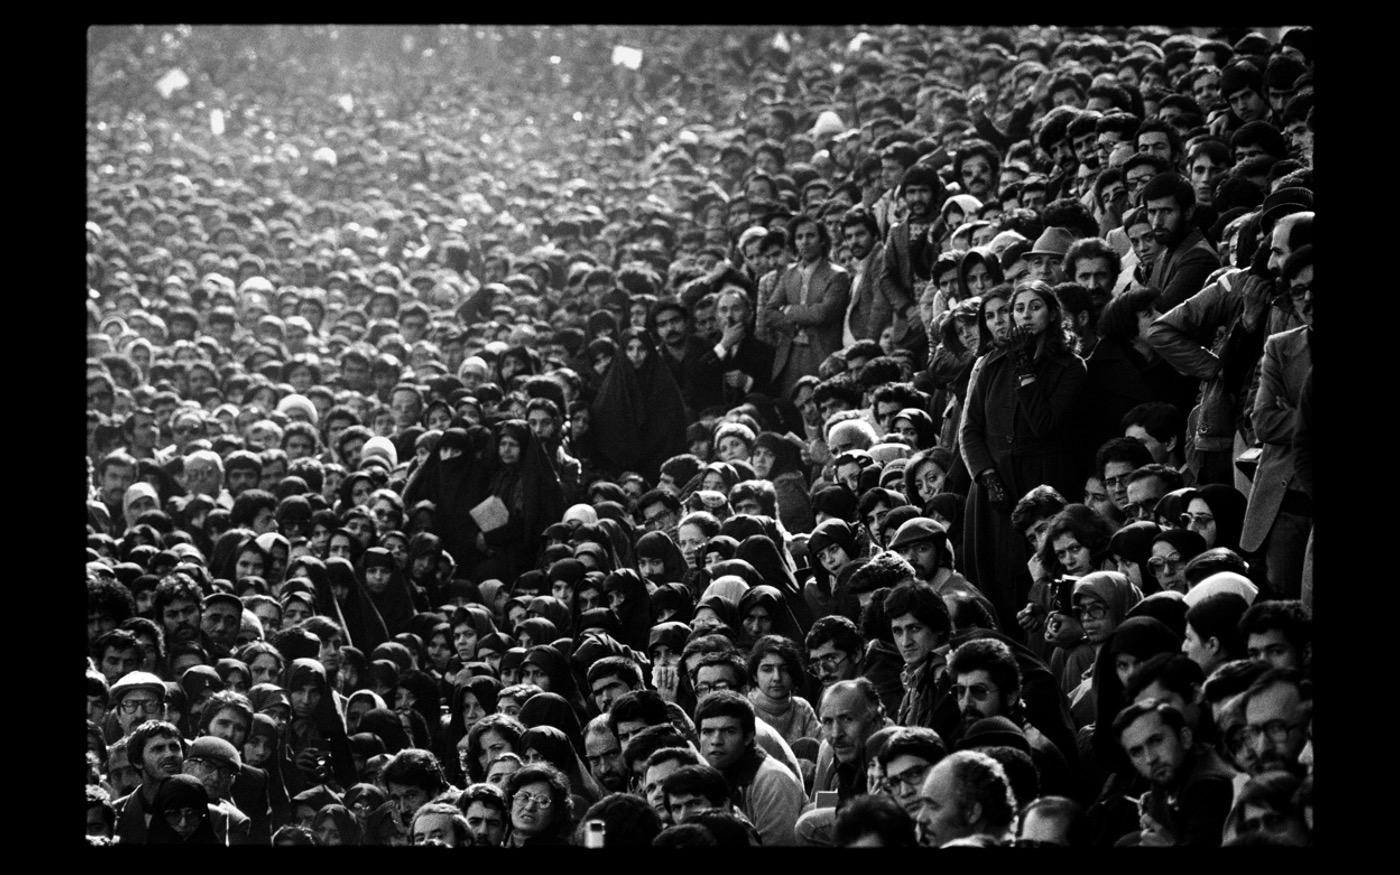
{"left": 1113, "top": 700, "right": 1233, "bottom": 846}
{"left": 114, "top": 720, "right": 186, "bottom": 844}
{"left": 1239, "top": 668, "right": 1312, "bottom": 777}
{"left": 878, "top": 164, "right": 945, "bottom": 361}
{"left": 946, "top": 638, "right": 1074, "bottom": 798}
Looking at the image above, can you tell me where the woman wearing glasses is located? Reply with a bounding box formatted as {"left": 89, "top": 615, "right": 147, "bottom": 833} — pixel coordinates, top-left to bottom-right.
{"left": 1065, "top": 571, "right": 1143, "bottom": 729}
{"left": 503, "top": 762, "right": 574, "bottom": 847}
{"left": 1180, "top": 484, "right": 1247, "bottom": 553}
{"left": 1147, "top": 530, "right": 1208, "bottom": 595}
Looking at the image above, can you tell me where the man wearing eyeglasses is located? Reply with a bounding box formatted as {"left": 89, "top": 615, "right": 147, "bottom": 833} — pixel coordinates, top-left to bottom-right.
{"left": 1122, "top": 464, "right": 1185, "bottom": 523}
{"left": 1112, "top": 699, "right": 1233, "bottom": 846}
{"left": 876, "top": 727, "right": 946, "bottom": 819}
{"left": 946, "top": 638, "right": 1076, "bottom": 797}
{"left": 183, "top": 736, "right": 253, "bottom": 845}
{"left": 109, "top": 671, "right": 167, "bottom": 736}
{"left": 804, "top": 616, "right": 862, "bottom": 690}
{"left": 1238, "top": 667, "right": 1312, "bottom": 777}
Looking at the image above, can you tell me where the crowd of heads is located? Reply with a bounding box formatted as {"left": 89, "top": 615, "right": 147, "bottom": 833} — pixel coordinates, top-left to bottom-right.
{"left": 86, "top": 23, "right": 1314, "bottom": 848}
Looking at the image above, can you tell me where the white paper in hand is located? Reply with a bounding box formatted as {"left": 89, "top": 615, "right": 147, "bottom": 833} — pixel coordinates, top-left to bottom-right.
{"left": 469, "top": 496, "right": 511, "bottom": 533}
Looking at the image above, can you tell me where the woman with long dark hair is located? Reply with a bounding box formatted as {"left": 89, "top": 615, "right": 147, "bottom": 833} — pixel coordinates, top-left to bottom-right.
{"left": 960, "top": 280, "right": 1087, "bottom": 640}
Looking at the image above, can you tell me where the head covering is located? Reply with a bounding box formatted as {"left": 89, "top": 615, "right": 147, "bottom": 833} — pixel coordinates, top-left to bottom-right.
{"left": 602, "top": 569, "right": 654, "bottom": 651}
{"left": 360, "top": 435, "right": 398, "bottom": 468}
{"left": 734, "top": 535, "right": 800, "bottom": 597}
{"left": 519, "top": 723, "right": 601, "bottom": 803}
{"left": 701, "top": 535, "right": 740, "bottom": 568}
{"left": 312, "top": 803, "right": 362, "bottom": 846}
{"left": 356, "top": 707, "right": 412, "bottom": 754}
{"left": 1109, "top": 520, "right": 1163, "bottom": 591}
{"left": 276, "top": 394, "right": 319, "bottom": 425}
{"left": 1126, "top": 591, "right": 1188, "bottom": 639}
{"left": 563, "top": 504, "right": 600, "bottom": 528}
{"left": 635, "top": 531, "right": 688, "bottom": 584}
{"left": 701, "top": 574, "right": 751, "bottom": 606}
{"left": 647, "top": 620, "right": 692, "bottom": 658}
{"left": 650, "top": 582, "right": 695, "bottom": 624}
{"left": 1183, "top": 571, "right": 1258, "bottom": 608}
{"left": 123, "top": 482, "right": 160, "bottom": 526}
{"left": 188, "top": 735, "right": 242, "bottom": 771}
{"left": 1186, "top": 484, "right": 1248, "bottom": 552}
{"left": 146, "top": 774, "right": 216, "bottom": 844}
{"left": 589, "top": 327, "right": 689, "bottom": 479}
{"left": 735, "top": 584, "right": 804, "bottom": 644}
{"left": 519, "top": 692, "right": 586, "bottom": 756}
{"left": 957, "top": 716, "right": 1030, "bottom": 754}
{"left": 1071, "top": 571, "right": 1143, "bottom": 623}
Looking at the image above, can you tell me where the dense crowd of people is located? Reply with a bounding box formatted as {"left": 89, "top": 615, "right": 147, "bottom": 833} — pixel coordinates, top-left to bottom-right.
{"left": 85, "top": 23, "right": 1315, "bottom": 848}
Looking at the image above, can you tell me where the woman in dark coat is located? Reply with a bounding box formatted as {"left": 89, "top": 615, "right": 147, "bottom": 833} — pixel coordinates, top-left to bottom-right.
{"left": 324, "top": 556, "right": 390, "bottom": 654}
{"left": 480, "top": 420, "right": 565, "bottom": 581}
{"left": 960, "top": 281, "right": 1087, "bottom": 639}
{"left": 402, "top": 426, "right": 497, "bottom": 571}
{"left": 589, "top": 327, "right": 689, "bottom": 481}
{"left": 602, "top": 569, "right": 654, "bottom": 652}
{"left": 356, "top": 547, "right": 420, "bottom": 638}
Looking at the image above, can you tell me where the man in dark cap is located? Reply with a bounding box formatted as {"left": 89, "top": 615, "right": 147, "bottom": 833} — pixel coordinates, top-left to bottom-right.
{"left": 184, "top": 735, "right": 255, "bottom": 844}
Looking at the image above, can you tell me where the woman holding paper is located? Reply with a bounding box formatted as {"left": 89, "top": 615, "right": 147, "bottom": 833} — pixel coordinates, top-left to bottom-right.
{"left": 475, "top": 420, "right": 565, "bottom": 580}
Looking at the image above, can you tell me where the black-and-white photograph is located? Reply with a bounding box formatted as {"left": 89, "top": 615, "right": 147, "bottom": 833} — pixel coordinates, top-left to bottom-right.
{"left": 85, "top": 23, "right": 1314, "bottom": 848}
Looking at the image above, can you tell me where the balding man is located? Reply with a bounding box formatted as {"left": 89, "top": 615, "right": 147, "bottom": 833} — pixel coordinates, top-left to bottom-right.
{"left": 181, "top": 449, "right": 232, "bottom": 508}
{"left": 794, "top": 678, "right": 892, "bottom": 846}
{"left": 914, "top": 749, "right": 1018, "bottom": 847}
{"left": 695, "top": 285, "right": 776, "bottom": 408}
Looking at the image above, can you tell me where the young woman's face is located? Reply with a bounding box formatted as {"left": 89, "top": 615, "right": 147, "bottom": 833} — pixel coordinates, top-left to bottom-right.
{"left": 755, "top": 653, "right": 793, "bottom": 700}
{"left": 1075, "top": 594, "right": 1116, "bottom": 645}
{"left": 1052, "top": 533, "right": 1093, "bottom": 577}
{"left": 983, "top": 296, "right": 1012, "bottom": 342}
{"left": 236, "top": 550, "right": 265, "bottom": 580}
{"left": 498, "top": 435, "right": 522, "bottom": 466}
{"left": 1013, "top": 290, "right": 1052, "bottom": 335}
{"left": 743, "top": 606, "right": 772, "bottom": 639}
{"left": 913, "top": 460, "right": 946, "bottom": 502}
{"left": 364, "top": 565, "right": 393, "bottom": 594}
{"left": 624, "top": 337, "right": 648, "bottom": 369}
{"left": 1185, "top": 498, "right": 1218, "bottom": 548}
{"left": 750, "top": 446, "right": 775, "bottom": 479}
{"left": 701, "top": 472, "right": 726, "bottom": 493}
{"left": 819, "top": 543, "right": 851, "bottom": 575}
{"left": 955, "top": 318, "right": 981, "bottom": 353}
{"left": 716, "top": 435, "right": 750, "bottom": 463}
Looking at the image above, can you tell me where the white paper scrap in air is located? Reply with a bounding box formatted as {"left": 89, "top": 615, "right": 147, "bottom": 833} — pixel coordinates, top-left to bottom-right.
{"left": 209, "top": 108, "right": 225, "bottom": 135}
{"left": 155, "top": 68, "right": 190, "bottom": 98}
{"left": 612, "top": 45, "right": 643, "bottom": 70}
